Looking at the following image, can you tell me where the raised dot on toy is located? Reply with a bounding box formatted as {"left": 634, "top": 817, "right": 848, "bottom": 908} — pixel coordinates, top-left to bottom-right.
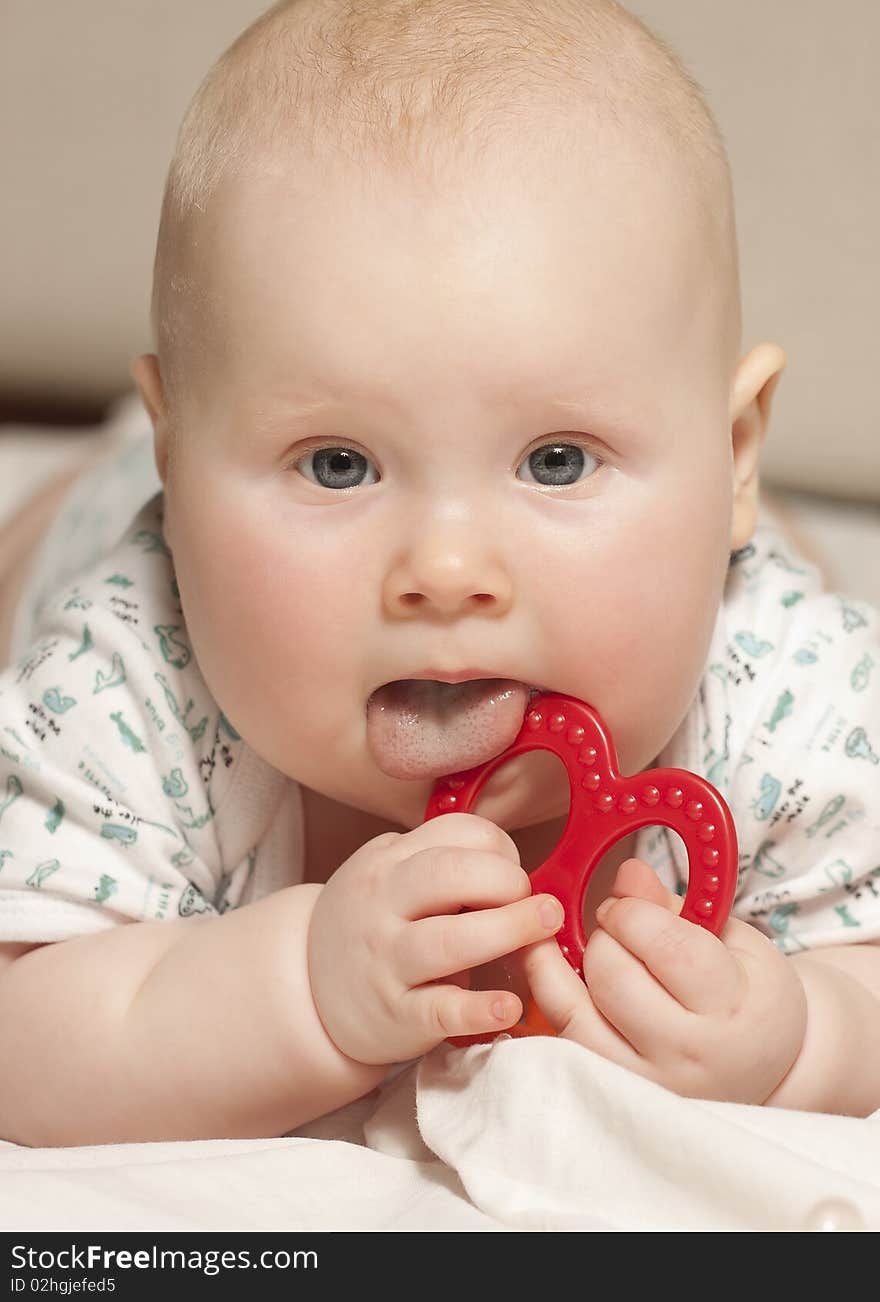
{"left": 423, "top": 693, "right": 738, "bottom": 1046}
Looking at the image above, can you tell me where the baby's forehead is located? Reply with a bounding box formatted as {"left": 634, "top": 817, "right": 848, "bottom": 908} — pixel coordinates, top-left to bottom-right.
{"left": 205, "top": 127, "right": 723, "bottom": 336}
{"left": 185, "top": 143, "right": 733, "bottom": 437}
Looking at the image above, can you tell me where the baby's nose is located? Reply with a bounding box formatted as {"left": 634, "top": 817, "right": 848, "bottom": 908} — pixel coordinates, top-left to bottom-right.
{"left": 382, "top": 524, "right": 514, "bottom": 618}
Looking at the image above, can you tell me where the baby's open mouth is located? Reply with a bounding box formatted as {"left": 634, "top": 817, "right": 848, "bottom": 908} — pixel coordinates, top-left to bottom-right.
{"left": 365, "top": 678, "right": 540, "bottom": 780}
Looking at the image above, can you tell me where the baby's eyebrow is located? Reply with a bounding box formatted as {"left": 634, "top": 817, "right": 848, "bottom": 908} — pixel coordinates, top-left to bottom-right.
{"left": 251, "top": 387, "right": 403, "bottom": 422}
{"left": 241, "top": 361, "right": 659, "bottom": 443}
{"left": 547, "top": 398, "right": 602, "bottom": 416}
{"left": 250, "top": 388, "right": 605, "bottom": 422}
{"left": 269, "top": 396, "right": 336, "bottom": 418}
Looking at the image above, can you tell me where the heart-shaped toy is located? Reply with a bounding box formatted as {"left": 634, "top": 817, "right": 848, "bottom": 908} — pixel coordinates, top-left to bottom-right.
{"left": 423, "top": 694, "right": 738, "bottom": 1044}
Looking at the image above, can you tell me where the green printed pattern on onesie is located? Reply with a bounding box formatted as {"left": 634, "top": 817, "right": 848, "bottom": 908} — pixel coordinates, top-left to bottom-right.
{"left": 0, "top": 493, "right": 250, "bottom": 935}
{"left": 639, "top": 507, "right": 880, "bottom": 954}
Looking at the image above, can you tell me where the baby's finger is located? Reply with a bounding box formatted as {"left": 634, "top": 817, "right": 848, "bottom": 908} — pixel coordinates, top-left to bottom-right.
{"left": 393, "top": 812, "right": 521, "bottom": 863}
{"left": 403, "top": 982, "right": 524, "bottom": 1042}
{"left": 610, "top": 857, "right": 682, "bottom": 913}
{"left": 394, "top": 846, "right": 532, "bottom": 918}
{"left": 581, "top": 927, "right": 694, "bottom": 1057}
{"left": 397, "top": 893, "right": 563, "bottom": 986}
{"left": 519, "top": 936, "right": 591, "bottom": 1032}
{"left": 520, "top": 937, "right": 648, "bottom": 1073}
{"left": 594, "top": 896, "right": 743, "bottom": 1015}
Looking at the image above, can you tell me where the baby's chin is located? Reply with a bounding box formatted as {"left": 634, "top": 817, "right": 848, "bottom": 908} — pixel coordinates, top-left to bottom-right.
{"left": 369, "top": 747, "right": 572, "bottom": 834}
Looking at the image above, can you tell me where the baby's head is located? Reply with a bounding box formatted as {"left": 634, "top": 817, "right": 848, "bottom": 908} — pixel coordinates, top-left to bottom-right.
{"left": 132, "top": 0, "right": 785, "bottom": 834}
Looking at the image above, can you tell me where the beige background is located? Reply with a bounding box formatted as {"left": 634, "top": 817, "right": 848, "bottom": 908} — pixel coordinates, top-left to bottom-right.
{"left": 1, "top": 0, "right": 878, "bottom": 505}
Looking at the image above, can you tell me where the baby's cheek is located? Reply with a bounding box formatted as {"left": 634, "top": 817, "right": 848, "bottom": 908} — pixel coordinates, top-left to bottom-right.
{"left": 555, "top": 482, "right": 727, "bottom": 774}
{"left": 223, "top": 533, "right": 352, "bottom": 678}
{"left": 167, "top": 500, "right": 304, "bottom": 697}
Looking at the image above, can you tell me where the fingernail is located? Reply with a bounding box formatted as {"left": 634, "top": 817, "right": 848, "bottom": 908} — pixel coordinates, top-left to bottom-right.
{"left": 595, "top": 898, "right": 614, "bottom": 922}
{"left": 539, "top": 898, "right": 563, "bottom": 929}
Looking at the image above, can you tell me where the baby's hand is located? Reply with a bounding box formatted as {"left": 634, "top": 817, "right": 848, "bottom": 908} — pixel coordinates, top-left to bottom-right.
{"left": 307, "top": 813, "right": 564, "bottom": 1065}
{"left": 522, "top": 858, "right": 808, "bottom": 1104}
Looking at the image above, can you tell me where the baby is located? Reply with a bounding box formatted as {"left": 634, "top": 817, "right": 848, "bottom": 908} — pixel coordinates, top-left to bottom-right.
{"left": 1, "top": 0, "right": 879, "bottom": 1147}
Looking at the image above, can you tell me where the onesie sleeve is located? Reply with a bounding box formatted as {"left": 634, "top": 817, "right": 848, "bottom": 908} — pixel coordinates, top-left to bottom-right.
{"left": 0, "top": 496, "right": 245, "bottom": 942}
{"left": 728, "top": 588, "right": 880, "bottom": 952}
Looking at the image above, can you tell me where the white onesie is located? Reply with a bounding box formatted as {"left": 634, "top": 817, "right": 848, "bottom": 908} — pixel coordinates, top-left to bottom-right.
{"left": 1, "top": 424, "right": 878, "bottom": 951}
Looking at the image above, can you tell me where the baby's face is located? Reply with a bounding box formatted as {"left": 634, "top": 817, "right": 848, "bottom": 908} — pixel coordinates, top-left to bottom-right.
{"left": 149, "top": 142, "right": 746, "bottom": 833}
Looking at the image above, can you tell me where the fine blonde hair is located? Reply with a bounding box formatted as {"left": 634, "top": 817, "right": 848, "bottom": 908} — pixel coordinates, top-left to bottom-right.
{"left": 151, "top": 0, "right": 740, "bottom": 411}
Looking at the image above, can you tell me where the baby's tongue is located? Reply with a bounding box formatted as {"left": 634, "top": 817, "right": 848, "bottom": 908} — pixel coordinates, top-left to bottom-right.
{"left": 366, "top": 678, "right": 530, "bottom": 780}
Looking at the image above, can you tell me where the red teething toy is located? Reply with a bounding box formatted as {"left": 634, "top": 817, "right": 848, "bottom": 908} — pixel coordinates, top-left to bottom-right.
{"left": 423, "top": 694, "right": 738, "bottom": 1045}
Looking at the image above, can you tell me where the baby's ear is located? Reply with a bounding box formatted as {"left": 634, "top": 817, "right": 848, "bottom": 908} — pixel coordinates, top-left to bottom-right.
{"left": 729, "top": 342, "right": 787, "bottom": 551}
{"left": 129, "top": 354, "right": 171, "bottom": 484}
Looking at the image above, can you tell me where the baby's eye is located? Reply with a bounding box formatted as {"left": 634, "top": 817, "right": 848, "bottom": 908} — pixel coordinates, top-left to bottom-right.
{"left": 294, "top": 445, "right": 379, "bottom": 490}
{"left": 517, "top": 441, "right": 601, "bottom": 487}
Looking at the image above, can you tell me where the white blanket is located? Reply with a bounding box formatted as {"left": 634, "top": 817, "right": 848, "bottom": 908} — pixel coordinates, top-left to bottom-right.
{"left": 2, "top": 1037, "right": 878, "bottom": 1232}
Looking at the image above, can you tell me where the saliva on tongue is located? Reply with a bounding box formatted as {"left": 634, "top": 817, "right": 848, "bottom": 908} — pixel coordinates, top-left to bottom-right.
{"left": 366, "top": 678, "right": 531, "bottom": 780}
